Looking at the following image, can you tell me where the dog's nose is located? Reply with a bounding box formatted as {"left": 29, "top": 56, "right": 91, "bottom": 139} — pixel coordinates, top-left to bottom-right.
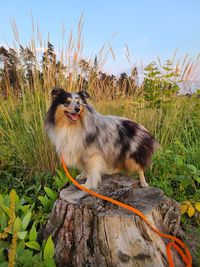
{"left": 75, "top": 107, "right": 80, "bottom": 113}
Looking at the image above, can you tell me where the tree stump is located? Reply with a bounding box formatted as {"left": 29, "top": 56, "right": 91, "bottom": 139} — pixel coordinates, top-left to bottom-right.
{"left": 43, "top": 174, "right": 184, "bottom": 267}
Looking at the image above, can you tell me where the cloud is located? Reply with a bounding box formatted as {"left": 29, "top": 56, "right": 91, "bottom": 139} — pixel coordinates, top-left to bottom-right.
{"left": 35, "top": 46, "right": 59, "bottom": 56}
{"left": 35, "top": 46, "right": 45, "bottom": 53}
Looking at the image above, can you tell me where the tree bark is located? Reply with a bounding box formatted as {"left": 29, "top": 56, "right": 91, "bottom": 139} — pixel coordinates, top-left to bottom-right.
{"left": 43, "top": 174, "right": 184, "bottom": 267}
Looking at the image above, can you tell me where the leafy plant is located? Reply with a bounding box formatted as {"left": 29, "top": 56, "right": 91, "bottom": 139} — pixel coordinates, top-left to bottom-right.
{"left": 181, "top": 201, "right": 200, "bottom": 218}
{"left": 0, "top": 190, "right": 56, "bottom": 266}
{"left": 143, "top": 60, "right": 180, "bottom": 107}
{"left": 38, "top": 187, "right": 57, "bottom": 213}
{"left": 149, "top": 148, "right": 200, "bottom": 202}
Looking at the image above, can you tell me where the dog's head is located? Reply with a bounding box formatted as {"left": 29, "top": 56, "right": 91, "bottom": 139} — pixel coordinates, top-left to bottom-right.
{"left": 46, "top": 87, "right": 90, "bottom": 127}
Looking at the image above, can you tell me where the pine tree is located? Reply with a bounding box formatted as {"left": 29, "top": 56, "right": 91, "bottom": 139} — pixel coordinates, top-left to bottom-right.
{"left": 41, "top": 42, "right": 56, "bottom": 70}
{"left": 0, "top": 46, "right": 20, "bottom": 95}
{"left": 20, "top": 45, "right": 36, "bottom": 86}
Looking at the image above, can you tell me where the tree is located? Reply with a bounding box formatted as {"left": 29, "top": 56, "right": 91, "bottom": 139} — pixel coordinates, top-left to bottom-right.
{"left": 20, "top": 46, "right": 36, "bottom": 86}
{"left": 118, "top": 72, "right": 130, "bottom": 95}
{"left": 0, "top": 46, "right": 20, "bottom": 96}
{"left": 41, "top": 42, "right": 56, "bottom": 72}
{"left": 93, "top": 55, "right": 98, "bottom": 71}
{"left": 78, "top": 58, "right": 90, "bottom": 79}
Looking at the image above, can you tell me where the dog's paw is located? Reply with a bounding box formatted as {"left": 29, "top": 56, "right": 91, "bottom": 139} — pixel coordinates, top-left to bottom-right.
{"left": 76, "top": 173, "right": 86, "bottom": 181}
{"left": 140, "top": 181, "right": 149, "bottom": 188}
{"left": 81, "top": 180, "right": 99, "bottom": 190}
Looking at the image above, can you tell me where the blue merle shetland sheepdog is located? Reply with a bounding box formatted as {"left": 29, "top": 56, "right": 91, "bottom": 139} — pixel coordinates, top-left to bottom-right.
{"left": 45, "top": 88, "right": 158, "bottom": 189}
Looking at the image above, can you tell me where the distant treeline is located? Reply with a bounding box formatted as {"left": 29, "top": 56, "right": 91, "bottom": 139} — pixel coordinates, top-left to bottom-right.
{"left": 0, "top": 42, "right": 199, "bottom": 100}
{"left": 0, "top": 42, "right": 139, "bottom": 98}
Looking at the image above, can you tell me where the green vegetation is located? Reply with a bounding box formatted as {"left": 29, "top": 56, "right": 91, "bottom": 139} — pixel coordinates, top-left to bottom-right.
{"left": 0, "top": 20, "right": 200, "bottom": 265}
{"left": 0, "top": 189, "right": 52, "bottom": 266}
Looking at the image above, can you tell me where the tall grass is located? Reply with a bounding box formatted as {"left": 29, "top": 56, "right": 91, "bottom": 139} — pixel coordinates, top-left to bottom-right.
{"left": 95, "top": 96, "right": 200, "bottom": 154}
{"left": 0, "top": 90, "right": 199, "bottom": 183}
{"left": 0, "top": 18, "right": 199, "bottom": 185}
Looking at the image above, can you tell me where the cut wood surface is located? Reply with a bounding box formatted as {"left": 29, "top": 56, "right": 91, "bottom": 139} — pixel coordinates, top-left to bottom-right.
{"left": 43, "top": 174, "right": 184, "bottom": 267}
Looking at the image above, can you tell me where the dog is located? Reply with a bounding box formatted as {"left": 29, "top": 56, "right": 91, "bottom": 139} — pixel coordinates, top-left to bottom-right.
{"left": 45, "top": 87, "right": 158, "bottom": 189}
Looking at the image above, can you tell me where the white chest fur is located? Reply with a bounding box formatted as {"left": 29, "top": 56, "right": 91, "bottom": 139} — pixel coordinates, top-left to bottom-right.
{"left": 48, "top": 126, "right": 84, "bottom": 167}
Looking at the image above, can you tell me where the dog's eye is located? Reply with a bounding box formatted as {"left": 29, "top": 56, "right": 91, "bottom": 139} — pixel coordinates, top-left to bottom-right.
{"left": 77, "top": 101, "right": 80, "bottom": 105}
{"left": 64, "top": 101, "right": 70, "bottom": 106}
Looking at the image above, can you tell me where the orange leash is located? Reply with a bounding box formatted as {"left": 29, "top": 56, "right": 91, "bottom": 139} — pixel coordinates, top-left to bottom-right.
{"left": 61, "top": 154, "right": 192, "bottom": 267}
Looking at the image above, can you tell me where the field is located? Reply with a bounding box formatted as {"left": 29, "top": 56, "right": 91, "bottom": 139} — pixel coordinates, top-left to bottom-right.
{"left": 0, "top": 22, "right": 200, "bottom": 266}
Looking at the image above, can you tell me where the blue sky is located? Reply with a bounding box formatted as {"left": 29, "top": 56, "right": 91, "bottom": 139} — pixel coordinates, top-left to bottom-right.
{"left": 0, "top": 0, "right": 199, "bottom": 74}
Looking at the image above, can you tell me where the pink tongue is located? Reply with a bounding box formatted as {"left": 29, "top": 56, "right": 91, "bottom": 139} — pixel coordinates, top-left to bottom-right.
{"left": 69, "top": 113, "right": 79, "bottom": 121}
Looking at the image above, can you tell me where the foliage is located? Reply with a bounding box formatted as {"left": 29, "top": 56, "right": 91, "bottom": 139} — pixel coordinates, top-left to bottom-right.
{"left": 0, "top": 187, "right": 61, "bottom": 266}
{"left": 149, "top": 148, "right": 200, "bottom": 199}
{"left": 143, "top": 60, "right": 180, "bottom": 107}
{"left": 181, "top": 201, "right": 200, "bottom": 218}
{"left": 147, "top": 143, "right": 200, "bottom": 228}
{"left": 0, "top": 19, "right": 199, "bottom": 264}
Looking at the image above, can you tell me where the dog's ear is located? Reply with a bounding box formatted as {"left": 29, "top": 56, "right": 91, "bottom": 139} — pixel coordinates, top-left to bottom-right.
{"left": 78, "top": 91, "right": 90, "bottom": 100}
{"left": 51, "top": 87, "right": 65, "bottom": 100}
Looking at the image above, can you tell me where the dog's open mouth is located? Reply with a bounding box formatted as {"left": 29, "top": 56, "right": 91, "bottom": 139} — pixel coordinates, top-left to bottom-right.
{"left": 64, "top": 111, "right": 79, "bottom": 121}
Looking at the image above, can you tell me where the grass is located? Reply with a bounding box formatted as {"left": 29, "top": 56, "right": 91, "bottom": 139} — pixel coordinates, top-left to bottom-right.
{"left": 0, "top": 18, "right": 200, "bottom": 265}
{"left": 0, "top": 91, "right": 199, "bottom": 192}
{"left": 0, "top": 90, "right": 57, "bottom": 181}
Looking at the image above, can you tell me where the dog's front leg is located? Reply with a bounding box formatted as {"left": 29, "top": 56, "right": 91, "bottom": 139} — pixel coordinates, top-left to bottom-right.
{"left": 83, "top": 171, "right": 101, "bottom": 189}
{"left": 82, "top": 154, "right": 105, "bottom": 189}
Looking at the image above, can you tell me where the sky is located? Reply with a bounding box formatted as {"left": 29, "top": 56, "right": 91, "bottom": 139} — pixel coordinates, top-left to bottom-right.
{"left": 0, "top": 0, "right": 199, "bottom": 75}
